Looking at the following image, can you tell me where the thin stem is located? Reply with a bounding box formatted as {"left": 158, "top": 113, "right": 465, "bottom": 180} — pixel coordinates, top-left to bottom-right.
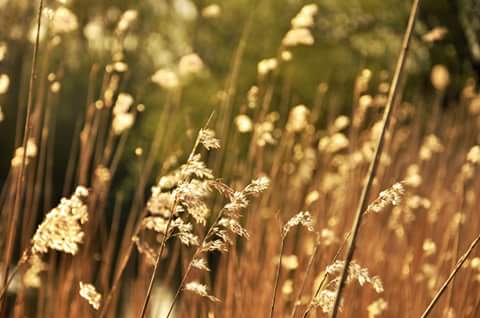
{"left": 290, "top": 244, "right": 318, "bottom": 318}
{"left": 165, "top": 262, "right": 192, "bottom": 318}
{"left": 269, "top": 237, "right": 285, "bottom": 318}
{"left": 0, "top": 251, "right": 29, "bottom": 302}
{"left": 1, "top": 0, "right": 44, "bottom": 311}
{"left": 165, "top": 204, "right": 227, "bottom": 318}
{"left": 302, "top": 232, "right": 350, "bottom": 318}
{"left": 98, "top": 235, "right": 135, "bottom": 318}
{"left": 139, "top": 113, "right": 215, "bottom": 318}
{"left": 0, "top": 264, "right": 20, "bottom": 301}
{"left": 100, "top": 102, "right": 184, "bottom": 317}
{"left": 420, "top": 233, "right": 480, "bottom": 318}
{"left": 99, "top": 125, "right": 164, "bottom": 317}
{"left": 138, "top": 199, "right": 177, "bottom": 318}
{"left": 329, "top": 0, "right": 421, "bottom": 317}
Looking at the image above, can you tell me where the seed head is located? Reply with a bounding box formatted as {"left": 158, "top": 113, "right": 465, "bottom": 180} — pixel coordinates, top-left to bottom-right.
{"left": 79, "top": 282, "right": 102, "bottom": 310}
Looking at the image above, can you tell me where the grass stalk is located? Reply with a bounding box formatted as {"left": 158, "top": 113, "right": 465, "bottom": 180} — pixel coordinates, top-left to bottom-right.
{"left": 420, "top": 233, "right": 480, "bottom": 318}
{"left": 329, "top": 0, "right": 421, "bottom": 316}
{"left": 0, "top": 0, "right": 44, "bottom": 311}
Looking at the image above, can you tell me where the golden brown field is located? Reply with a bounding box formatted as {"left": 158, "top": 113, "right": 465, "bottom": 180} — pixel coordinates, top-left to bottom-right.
{"left": 1, "top": 0, "right": 480, "bottom": 317}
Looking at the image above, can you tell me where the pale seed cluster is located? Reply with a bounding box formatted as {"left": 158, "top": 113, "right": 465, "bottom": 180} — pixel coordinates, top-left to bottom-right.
{"left": 51, "top": 6, "right": 79, "bottom": 34}
{"left": 116, "top": 10, "right": 138, "bottom": 34}
{"left": 11, "top": 138, "right": 38, "bottom": 168}
{"left": 367, "top": 298, "right": 388, "bottom": 318}
{"left": 254, "top": 112, "right": 279, "bottom": 147}
{"left": 200, "top": 176, "right": 270, "bottom": 254}
{"left": 31, "top": 186, "right": 89, "bottom": 255}
{"left": 201, "top": 4, "right": 221, "bottom": 19}
{"left": 0, "top": 73, "right": 9, "bottom": 94}
{"left": 419, "top": 134, "right": 444, "bottom": 160}
{"left": 282, "top": 211, "right": 314, "bottom": 237}
{"left": 461, "top": 145, "right": 480, "bottom": 180}
{"left": 184, "top": 281, "right": 219, "bottom": 303}
{"left": 311, "top": 260, "right": 383, "bottom": 314}
{"left": 365, "top": 182, "right": 405, "bottom": 214}
{"left": 112, "top": 93, "right": 135, "bottom": 135}
{"left": 422, "top": 27, "right": 448, "bottom": 43}
{"left": 286, "top": 105, "right": 310, "bottom": 133}
{"left": 152, "top": 53, "right": 204, "bottom": 89}
{"left": 282, "top": 4, "right": 317, "bottom": 47}
{"left": 79, "top": 282, "right": 102, "bottom": 310}
{"left": 23, "top": 255, "right": 47, "bottom": 288}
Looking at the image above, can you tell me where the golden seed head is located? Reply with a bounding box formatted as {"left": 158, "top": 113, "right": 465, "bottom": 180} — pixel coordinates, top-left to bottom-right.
{"left": 282, "top": 28, "right": 314, "bottom": 47}
{"left": 201, "top": 4, "right": 221, "bottom": 18}
{"left": 257, "top": 58, "right": 278, "bottom": 76}
{"left": 31, "top": 187, "right": 89, "bottom": 255}
{"left": 79, "top": 282, "right": 102, "bottom": 310}
{"left": 185, "top": 281, "right": 219, "bottom": 302}
{"left": 51, "top": 7, "right": 79, "bottom": 34}
{"left": 0, "top": 73, "right": 10, "bottom": 94}
{"left": 152, "top": 69, "right": 179, "bottom": 89}
{"left": 234, "top": 114, "right": 253, "bottom": 133}
{"left": 431, "top": 64, "right": 450, "bottom": 91}
{"left": 287, "top": 105, "right": 310, "bottom": 133}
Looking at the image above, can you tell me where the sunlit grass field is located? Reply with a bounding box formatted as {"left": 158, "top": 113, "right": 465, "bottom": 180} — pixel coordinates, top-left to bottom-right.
{"left": 1, "top": 0, "right": 480, "bottom": 317}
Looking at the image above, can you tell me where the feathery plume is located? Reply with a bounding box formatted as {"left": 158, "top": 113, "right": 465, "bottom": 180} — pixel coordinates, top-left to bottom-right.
{"left": 184, "top": 281, "right": 219, "bottom": 302}
{"left": 282, "top": 211, "right": 314, "bottom": 237}
{"left": 31, "top": 186, "right": 89, "bottom": 255}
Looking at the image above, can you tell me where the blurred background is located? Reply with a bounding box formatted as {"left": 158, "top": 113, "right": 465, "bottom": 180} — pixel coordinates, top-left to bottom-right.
{"left": 1, "top": 1, "right": 480, "bottom": 317}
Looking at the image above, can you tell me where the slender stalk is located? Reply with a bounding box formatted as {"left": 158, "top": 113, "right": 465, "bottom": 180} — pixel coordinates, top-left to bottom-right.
{"left": 164, "top": 263, "right": 191, "bottom": 318}
{"left": 329, "top": 0, "right": 421, "bottom": 316}
{"left": 99, "top": 98, "right": 175, "bottom": 317}
{"left": 420, "top": 233, "right": 480, "bottom": 318}
{"left": 164, "top": 205, "right": 225, "bottom": 318}
{"left": 139, "top": 114, "right": 214, "bottom": 318}
{"left": 0, "top": 264, "right": 20, "bottom": 301}
{"left": 138, "top": 199, "right": 178, "bottom": 318}
{"left": 290, "top": 244, "right": 318, "bottom": 318}
{"left": 1, "top": 0, "right": 44, "bottom": 311}
{"left": 303, "top": 232, "right": 350, "bottom": 318}
{"left": 99, "top": 101, "right": 178, "bottom": 317}
{"left": 269, "top": 237, "right": 285, "bottom": 318}
{"left": 98, "top": 233, "right": 137, "bottom": 318}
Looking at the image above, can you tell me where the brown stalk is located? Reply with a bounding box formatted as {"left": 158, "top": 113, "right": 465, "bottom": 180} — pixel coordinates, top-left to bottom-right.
{"left": 98, "top": 101, "right": 172, "bottom": 317}
{"left": 289, "top": 244, "right": 318, "bottom": 318}
{"left": 269, "top": 236, "right": 285, "bottom": 318}
{"left": 303, "top": 232, "right": 351, "bottom": 318}
{"left": 420, "top": 233, "right": 480, "bottom": 318}
{"left": 329, "top": 0, "right": 421, "bottom": 316}
{"left": 214, "top": 8, "right": 255, "bottom": 177}
{"left": 138, "top": 199, "right": 178, "bottom": 318}
{"left": 62, "top": 64, "right": 98, "bottom": 196}
{"left": 0, "top": 0, "right": 44, "bottom": 310}
{"left": 165, "top": 202, "right": 232, "bottom": 318}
